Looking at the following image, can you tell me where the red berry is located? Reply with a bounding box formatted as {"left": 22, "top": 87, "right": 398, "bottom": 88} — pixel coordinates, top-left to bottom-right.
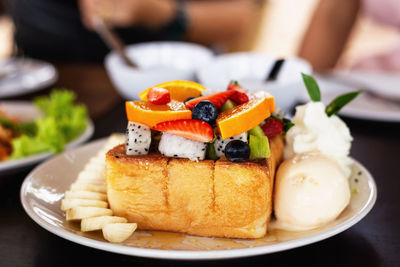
{"left": 147, "top": 87, "right": 171, "bottom": 105}
{"left": 227, "top": 81, "right": 249, "bottom": 104}
{"left": 261, "top": 118, "right": 284, "bottom": 139}
{"left": 152, "top": 119, "right": 213, "bottom": 142}
{"left": 185, "top": 90, "right": 235, "bottom": 110}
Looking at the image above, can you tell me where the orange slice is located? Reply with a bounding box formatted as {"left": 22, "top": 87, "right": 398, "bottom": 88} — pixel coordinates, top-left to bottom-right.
{"left": 216, "top": 94, "right": 275, "bottom": 139}
{"left": 139, "top": 80, "right": 206, "bottom": 102}
{"left": 126, "top": 100, "right": 192, "bottom": 127}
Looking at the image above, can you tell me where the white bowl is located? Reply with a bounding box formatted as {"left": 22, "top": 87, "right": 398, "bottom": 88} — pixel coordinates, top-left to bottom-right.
{"left": 197, "top": 53, "right": 312, "bottom": 113}
{"left": 105, "top": 42, "right": 214, "bottom": 100}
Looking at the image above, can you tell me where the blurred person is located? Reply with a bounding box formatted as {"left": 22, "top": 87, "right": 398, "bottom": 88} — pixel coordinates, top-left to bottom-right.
{"left": 299, "top": 0, "right": 400, "bottom": 72}
{"left": 7, "top": 0, "right": 263, "bottom": 62}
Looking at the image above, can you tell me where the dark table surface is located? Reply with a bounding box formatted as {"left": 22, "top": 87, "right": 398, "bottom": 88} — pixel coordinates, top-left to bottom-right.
{"left": 1, "top": 65, "right": 399, "bottom": 267}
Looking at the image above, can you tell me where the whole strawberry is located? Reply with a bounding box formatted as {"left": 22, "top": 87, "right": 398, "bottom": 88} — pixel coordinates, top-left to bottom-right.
{"left": 262, "top": 117, "right": 283, "bottom": 139}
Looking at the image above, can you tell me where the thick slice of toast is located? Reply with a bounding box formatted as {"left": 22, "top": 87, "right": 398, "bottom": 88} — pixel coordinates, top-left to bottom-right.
{"left": 105, "top": 136, "right": 283, "bottom": 239}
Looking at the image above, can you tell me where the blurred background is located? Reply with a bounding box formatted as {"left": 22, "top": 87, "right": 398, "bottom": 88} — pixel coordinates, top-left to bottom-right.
{"left": 0, "top": 0, "right": 398, "bottom": 67}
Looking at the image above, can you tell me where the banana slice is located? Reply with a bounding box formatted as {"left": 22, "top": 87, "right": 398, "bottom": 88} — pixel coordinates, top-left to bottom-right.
{"left": 61, "top": 199, "right": 108, "bottom": 211}
{"left": 77, "top": 170, "right": 104, "bottom": 181}
{"left": 64, "top": 190, "right": 107, "bottom": 201}
{"left": 102, "top": 223, "right": 137, "bottom": 243}
{"left": 66, "top": 207, "right": 112, "bottom": 221}
{"left": 73, "top": 179, "right": 106, "bottom": 186}
{"left": 81, "top": 216, "right": 127, "bottom": 232}
{"left": 70, "top": 183, "right": 107, "bottom": 193}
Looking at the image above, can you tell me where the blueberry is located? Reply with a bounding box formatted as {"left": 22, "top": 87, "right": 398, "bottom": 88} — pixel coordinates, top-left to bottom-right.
{"left": 184, "top": 96, "right": 196, "bottom": 103}
{"left": 192, "top": 101, "right": 218, "bottom": 125}
{"left": 224, "top": 140, "right": 250, "bottom": 162}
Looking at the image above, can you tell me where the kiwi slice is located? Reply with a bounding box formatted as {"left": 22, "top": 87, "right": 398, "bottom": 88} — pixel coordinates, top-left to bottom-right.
{"left": 248, "top": 125, "right": 264, "bottom": 137}
{"left": 249, "top": 126, "right": 270, "bottom": 159}
{"left": 206, "top": 142, "right": 219, "bottom": 160}
{"left": 220, "top": 99, "right": 236, "bottom": 112}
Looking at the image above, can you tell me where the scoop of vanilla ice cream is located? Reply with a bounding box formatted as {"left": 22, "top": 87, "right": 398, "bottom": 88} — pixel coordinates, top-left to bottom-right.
{"left": 284, "top": 102, "right": 353, "bottom": 177}
{"left": 274, "top": 152, "right": 351, "bottom": 231}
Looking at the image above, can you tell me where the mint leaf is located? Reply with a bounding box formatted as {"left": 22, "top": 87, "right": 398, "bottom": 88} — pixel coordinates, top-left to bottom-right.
{"left": 283, "top": 118, "right": 294, "bottom": 132}
{"left": 301, "top": 73, "right": 321, "bottom": 102}
{"left": 325, "top": 91, "right": 361, "bottom": 117}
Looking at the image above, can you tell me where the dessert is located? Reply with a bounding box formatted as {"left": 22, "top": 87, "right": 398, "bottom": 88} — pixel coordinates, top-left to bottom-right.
{"left": 274, "top": 152, "right": 351, "bottom": 230}
{"left": 105, "top": 80, "right": 284, "bottom": 239}
{"left": 273, "top": 74, "right": 359, "bottom": 231}
{"left": 60, "top": 74, "right": 361, "bottom": 243}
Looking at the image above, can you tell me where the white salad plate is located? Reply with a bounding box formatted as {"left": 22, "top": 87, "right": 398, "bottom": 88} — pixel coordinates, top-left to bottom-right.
{"left": 0, "top": 101, "right": 94, "bottom": 175}
{"left": 300, "top": 74, "right": 400, "bottom": 122}
{"left": 0, "top": 58, "right": 58, "bottom": 98}
{"left": 20, "top": 137, "right": 377, "bottom": 260}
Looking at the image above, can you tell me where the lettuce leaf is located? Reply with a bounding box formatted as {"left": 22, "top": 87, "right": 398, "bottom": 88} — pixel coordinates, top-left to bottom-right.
{"left": 10, "top": 90, "right": 88, "bottom": 159}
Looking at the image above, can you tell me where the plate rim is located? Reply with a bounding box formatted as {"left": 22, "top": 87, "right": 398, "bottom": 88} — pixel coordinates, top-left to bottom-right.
{"left": 0, "top": 101, "right": 94, "bottom": 174}
{"left": 0, "top": 58, "right": 58, "bottom": 99}
{"left": 20, "top": 138, "right": 377, "bottom": 260}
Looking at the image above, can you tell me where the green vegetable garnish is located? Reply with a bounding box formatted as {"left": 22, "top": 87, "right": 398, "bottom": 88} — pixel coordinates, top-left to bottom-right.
{"left": 301, "top": 73, "right": 321, "bottom": 102}
{"left": 220, "top": 99, "right": 236, "bottom": 112}
{"left": 10, "top": 90, "right": 88, "bottom": 159}
{"left": 325, "top": 91, "right": 362, "bottom": 117}
{"left": 248, "top": 126, "right": 270, "bottom": 159}
{"left": 206, "top": 142, "right": 218, "bottom": 160}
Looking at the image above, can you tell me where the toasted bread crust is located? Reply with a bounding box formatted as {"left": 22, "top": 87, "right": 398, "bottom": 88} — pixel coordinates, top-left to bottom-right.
{"left": 105, "top": 136, "right": 283, "bottom": 238}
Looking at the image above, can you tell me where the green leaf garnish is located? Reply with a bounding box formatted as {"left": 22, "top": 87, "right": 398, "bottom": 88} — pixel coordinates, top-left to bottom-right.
{"left": 325, "top": 91, "right": 362, "bottom": 117}
{"left": 282, "top": 118, "right": 294, "bottom": 132}
{"left": 302, "top": 73, "right": 321, "bottom": 102}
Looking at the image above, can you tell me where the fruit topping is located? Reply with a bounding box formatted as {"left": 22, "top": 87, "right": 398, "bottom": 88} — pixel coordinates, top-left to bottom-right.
{"left": 206, "top": 142, "right": 218, "bottom": 160}
{"left": 192, "top": 101, "right": 218, "bottom": 125}
{"left": 224, "top": 140, "right": 250, "bottom": 162}
{"left": 261, "top": 117, "right": 284, "bottom": 139}
{"left": 139, "top": 80, "right": 206, "bottom": 102}
{"left": 158, "top": 132, "right": 207, "bottom": 161}
{"left": 185, "top": 90, "right": 236, "bottom": 110}
{"left": 152, "top": 119, "right": 213, "bottom": 142}
{"left": 249, "top": 126, "right": 270, "bottom": 159}
{"left": 227, "top": 81, "right": 249, "bottom": 104}
{"left": 126, "top": 122, "right": 151, "bottom": 155}
{"left": 126, "top": 100, "right": 191, "bottom": 127}
{"left": 214, "top": 132, "right": 248, "bottom": 158}
{"left": 216, "top": 94, "right": 275, "bottom": 139}
{"left": 220, "top": 99, "right": 236, "bottom": 112}
{"left": 147, "top": 87, "right": 170, "bottom": 105}
{"left": 184, "top": 96, "right": 196, "bottom": 103}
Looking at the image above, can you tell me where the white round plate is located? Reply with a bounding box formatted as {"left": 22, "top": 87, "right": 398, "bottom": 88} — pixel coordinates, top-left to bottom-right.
{"left": 20, "top": 138, "right": 376, "bottom": 260}
{"left": 300, "top": 75, "right": 400, "bottom": 122}
{"left": 0, "top": 58, "right": 58, "bottom": 98}
{"left": 0, "top": 101, "right": 94, "bottom": 175}
{"left": 334, "top": 70, "right": 400, "bottom": 100}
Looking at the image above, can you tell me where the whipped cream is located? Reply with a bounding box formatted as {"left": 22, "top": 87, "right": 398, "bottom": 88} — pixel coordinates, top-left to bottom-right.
{"left": 284, "top": 102, "right": 353, "bottom": 177}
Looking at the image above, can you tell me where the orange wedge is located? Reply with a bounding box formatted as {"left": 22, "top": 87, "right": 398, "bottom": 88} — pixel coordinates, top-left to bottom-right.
{"left": 126, "top": 100, "right": 192, "bottom": 127}
{"left": 139, "top": 80, "right": 206, "bottom": 102}
{"left": 216, "top": 94, "right": 275, "bottom": 139}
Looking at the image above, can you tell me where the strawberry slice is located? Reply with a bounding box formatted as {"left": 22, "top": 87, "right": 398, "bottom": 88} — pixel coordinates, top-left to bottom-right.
{"left": 261, "top": 117, "right": 284, "bottom": 139}
{"left": 185, "top": 90, "right": 235, "bottom": 110}
{"left": 152, "top": 119, "right": 213, "bottom": 142}
{"left": 227, "top": 81, "right": 249, "bottom": 104}
{"left": 147, "top": 87, "right": 171, "bottom": 105}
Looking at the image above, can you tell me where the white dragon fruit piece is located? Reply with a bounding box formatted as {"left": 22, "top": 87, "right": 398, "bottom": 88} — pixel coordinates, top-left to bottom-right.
{"left": 158, "top": 133, "right": 207, "bottom": 162}
{"left": 214, "top": 132, "right": 248, "bottom": 158}
{"left": 126, "top": 122, "right": 151, "bottom": 156}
